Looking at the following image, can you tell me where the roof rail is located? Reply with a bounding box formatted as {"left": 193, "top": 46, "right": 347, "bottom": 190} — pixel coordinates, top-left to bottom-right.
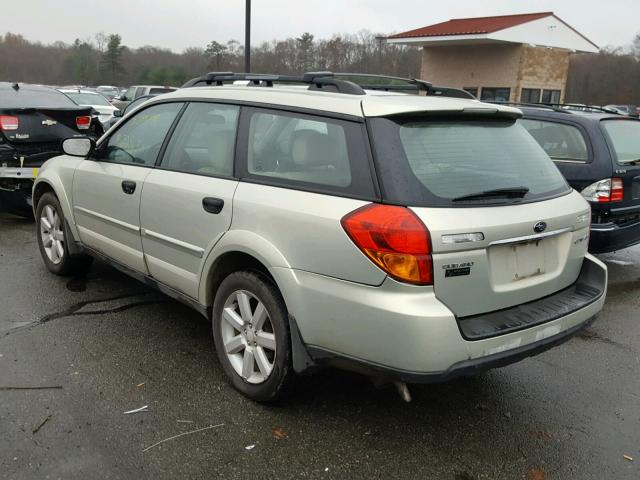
{"left": 181, "top": 71, "right": 476, "bottom": 99}
{"left": 181, "top": 71, "right": 366, "bottom": 95}
{"left": 332, "top": 73, "right": 476, "bottom": 99}
{"left": 489, "top": 101, "right": 623, "bottom": 115}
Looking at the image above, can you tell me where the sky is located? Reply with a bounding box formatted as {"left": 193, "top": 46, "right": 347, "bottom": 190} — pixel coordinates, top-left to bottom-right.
{"left": 4, "top": 0, "right": 639, "bottom": 51}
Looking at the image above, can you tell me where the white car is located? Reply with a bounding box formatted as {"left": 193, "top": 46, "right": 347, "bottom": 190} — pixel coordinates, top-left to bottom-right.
{"left": 58, "top": 89, "right": 118, "bottom": 127}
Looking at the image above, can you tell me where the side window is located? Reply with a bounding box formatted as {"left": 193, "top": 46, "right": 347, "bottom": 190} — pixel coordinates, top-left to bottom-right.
{"left": 98, "top": 103, "right": 183, "bottom": 166}
{"left": 124, "top": 87, "right": 136, "bottom": 101}
{"left": 161, "top": 102, "right": 239, "bottom": 177}
{"left": 520, "top": 119, "right": 588, "bottom": 162}
{"left": 247, "top": 110, "right": 353, "bottom": 188}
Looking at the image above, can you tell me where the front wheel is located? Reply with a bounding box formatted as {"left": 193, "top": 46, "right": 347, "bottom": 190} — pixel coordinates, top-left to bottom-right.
{"left": 212, "top": 271, "right": 293, "bottom": 402}
{"left": 35, "top": 192, "right": 92, "bottom": 275}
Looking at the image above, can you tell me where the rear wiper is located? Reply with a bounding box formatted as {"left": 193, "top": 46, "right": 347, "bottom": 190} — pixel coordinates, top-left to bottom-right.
{"left": 452, "top": 186, "right": 530, "bottom": 202}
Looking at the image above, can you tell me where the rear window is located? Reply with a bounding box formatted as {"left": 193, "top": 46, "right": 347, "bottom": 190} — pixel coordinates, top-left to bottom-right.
{"left": 148, "top": 88, "right": 176, "bottom": 95}
{"left": 0, "top": 87, "right": 76, "bottom": 109}
{"left": 519, "top": 119, "right": 588, "bottom": 162}
{"left": 602, "top": 119, "right": 640, "bottom": 164}
{"left": 369, "top": 116, "right": 570, "bottom": 207}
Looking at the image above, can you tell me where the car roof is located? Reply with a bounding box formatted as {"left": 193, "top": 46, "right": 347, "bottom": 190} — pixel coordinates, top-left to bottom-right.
{"left": 517, "top": 105, "right": 629, "bottom": 122}
{"left": 156, "top": 85, "right": 521, "bottom": 118}
{"left": 0, "top": 82, "right": 56, "bottom": 92}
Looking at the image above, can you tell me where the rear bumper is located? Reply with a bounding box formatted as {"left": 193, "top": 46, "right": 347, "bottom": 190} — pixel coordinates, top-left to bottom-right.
{"left": 273, "top": 254, "right": 607, "bottom": 382}
{"left": 589, "top": 220, "right": 640, "bottom": 253}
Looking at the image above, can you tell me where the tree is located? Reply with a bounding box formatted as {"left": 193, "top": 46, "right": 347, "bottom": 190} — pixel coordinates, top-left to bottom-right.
{"left": 205, "top": 41, "right": 227, "bottom": 70}
{"left": 296, "top": 32, "right": 315, "bottom": 71}
{"left": 101, "top": 34, "right": 125, "bottom": 83}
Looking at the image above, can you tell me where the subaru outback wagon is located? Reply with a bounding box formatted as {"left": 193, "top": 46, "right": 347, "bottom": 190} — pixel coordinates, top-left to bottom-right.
{"left": 32, "top": 73, "right": 607, "bottom": 402}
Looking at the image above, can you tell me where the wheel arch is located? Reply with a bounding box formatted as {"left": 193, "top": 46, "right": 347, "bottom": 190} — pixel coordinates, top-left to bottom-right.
{"left": 199, "top": 230, "right": 291, "bottom": 308}
{"left": 33, "top": 174, "right": 79, "bottom": 241}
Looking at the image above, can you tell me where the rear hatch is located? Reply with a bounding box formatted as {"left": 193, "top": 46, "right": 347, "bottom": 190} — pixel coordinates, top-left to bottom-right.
{"left": 368, "top": 113, "right": 590, "bottom": 317}
{"left": 600, "top": 117, "right": 640, "bottom": 223}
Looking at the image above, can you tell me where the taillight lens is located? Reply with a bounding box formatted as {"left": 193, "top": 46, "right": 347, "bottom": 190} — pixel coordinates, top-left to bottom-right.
{"left": 581, "top": 178, "right": 623, "bottom": 203}
{"left": 341, "top": 204, "right": 433, "bottom": 285}
{"left": 76, "top": 116, "right": 91, "bottom": 130}
{"left": 0, "top": 115, "right": 19, "bottom": 131}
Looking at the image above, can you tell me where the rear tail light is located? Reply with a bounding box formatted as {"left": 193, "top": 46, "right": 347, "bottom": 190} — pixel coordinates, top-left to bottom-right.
{"left": 341, "top": 203, "right": 433, "bottom": 285}
{"left": 75, "top": 116, "right": 91, "bottom": 130}
{"left": 581, "top": 178, "right": 623, "bottom": 203}
{"left": 0, "top": 115, "right": 19, "bottom": 131}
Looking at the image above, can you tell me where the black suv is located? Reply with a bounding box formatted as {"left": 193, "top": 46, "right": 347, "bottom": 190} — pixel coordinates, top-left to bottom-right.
{"left": 510, "top": 104, "right": 640, "bottom": 253}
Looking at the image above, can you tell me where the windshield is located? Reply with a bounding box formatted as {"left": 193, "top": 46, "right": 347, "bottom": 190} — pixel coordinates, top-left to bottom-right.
{"left": 0, "top": 86, "right": 77, "bottom": 108}
{"left": 64, "top": 92, "right": 112, "bottom": 107}
{"left": 369, "top": 116, "right": 570, "bottom": 207}
{"left": 602, "top": 119, "right": 640, "bottom": 164}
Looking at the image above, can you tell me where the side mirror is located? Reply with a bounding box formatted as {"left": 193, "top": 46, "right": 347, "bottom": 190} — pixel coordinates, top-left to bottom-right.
{"left": 113, "top": 109, "right": 123, "bottom": 117}
{"left": 119, "top": 94, "right": 127, "bottom": 101}
{"left": 62, "top": 137, "right": 95, "bottom": 158}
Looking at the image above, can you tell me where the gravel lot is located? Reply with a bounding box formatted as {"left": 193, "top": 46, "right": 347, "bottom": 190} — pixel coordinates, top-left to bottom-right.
{"left": 1, "top": 211, "right": 639, "bottom": 480}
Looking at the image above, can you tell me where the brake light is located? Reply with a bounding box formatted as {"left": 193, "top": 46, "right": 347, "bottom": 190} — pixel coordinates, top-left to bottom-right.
{"left": 341, "top": 204, "right": 433, "bottom": 285}
{"left": 75, "top": 116, "right": 91, "bottom": 130}
{"left": 581, "top": 178, "right": 623, "bottom": 203}
{"left": 0, "top": 115, "right": 19, "bottom": 131}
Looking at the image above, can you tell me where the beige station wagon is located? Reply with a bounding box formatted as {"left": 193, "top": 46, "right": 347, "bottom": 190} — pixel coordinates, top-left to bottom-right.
{"left": 32, "top": 73, "right": 607, "bottom": 402}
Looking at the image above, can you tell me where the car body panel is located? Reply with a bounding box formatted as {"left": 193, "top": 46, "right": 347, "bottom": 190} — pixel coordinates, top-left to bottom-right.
{"left": 140, "top": 170, "right": 238, "bottom": 299}
{"left": 72, "top": 160, "right": 152, "bottom": 273}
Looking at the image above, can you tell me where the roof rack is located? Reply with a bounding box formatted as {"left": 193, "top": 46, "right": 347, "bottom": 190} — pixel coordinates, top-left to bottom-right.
{"left": 181, "top": 71, "right": 366, "bottom": 95}
{"left": 332, "top": 73, "right": 475, "bottom": 99}
{"left": 181, "top": 71, "right": 476, "bottom": 99}
{"left": 489, "top": 101, "right": 622, "bottom": 115}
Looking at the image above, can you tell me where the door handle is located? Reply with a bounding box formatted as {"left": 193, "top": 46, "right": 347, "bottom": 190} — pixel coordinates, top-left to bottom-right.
{"left": 121, "top": 180, "right": 136, "bottom": 194}
{"left": 202, "top": 197, "right": 224, "bottom": 214}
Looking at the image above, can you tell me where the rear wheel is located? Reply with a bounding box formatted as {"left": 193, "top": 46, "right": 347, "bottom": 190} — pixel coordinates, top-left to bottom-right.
{"left": 212, "top": 271, "right": 293, "bottom": 402}
{"left": 36, "top": 192, "right": 92, "bottom": 275}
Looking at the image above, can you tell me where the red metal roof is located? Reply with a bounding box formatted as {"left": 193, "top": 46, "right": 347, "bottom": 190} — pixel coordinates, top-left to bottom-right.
{"left": 389, "top": 12, "right": 554, "bottom": 39}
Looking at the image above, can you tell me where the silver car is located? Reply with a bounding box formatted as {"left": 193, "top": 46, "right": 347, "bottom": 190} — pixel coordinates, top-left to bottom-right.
{"left": 32, "top": 75, "right": 607, "bottom": 402}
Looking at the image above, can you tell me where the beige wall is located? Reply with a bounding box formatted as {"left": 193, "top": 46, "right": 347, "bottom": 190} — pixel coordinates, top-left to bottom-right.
{"left": 518, "top": 45, "right": 570, "bottom": 102}
{"left": 420, "top": 43, "right": 570, "bottom": 102}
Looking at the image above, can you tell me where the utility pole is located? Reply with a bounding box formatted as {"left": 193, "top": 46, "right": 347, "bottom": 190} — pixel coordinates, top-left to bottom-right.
{"left": 244, "top": 0, "right": 251, "bottom": 73}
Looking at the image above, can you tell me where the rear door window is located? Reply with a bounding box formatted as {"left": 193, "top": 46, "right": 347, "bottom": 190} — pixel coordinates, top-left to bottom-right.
{"left": 602, "top": 119, "right": 640, "bottom": 164}
{"left": 520, "top": 119, "right": 589, "bottom": 162}
{"left": 240, "top": 108, "right": 375, "bottom": 198}
{"left": 369, "top": 116, "right": 569, "bottom": 207}
{"left": 160, "top": 102, "right": 239, "bottom": 177}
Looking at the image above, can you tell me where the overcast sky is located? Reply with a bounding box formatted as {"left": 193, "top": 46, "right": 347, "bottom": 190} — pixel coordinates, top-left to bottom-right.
{"left": 5, "top": 0, "right": 639, "bottom": 51}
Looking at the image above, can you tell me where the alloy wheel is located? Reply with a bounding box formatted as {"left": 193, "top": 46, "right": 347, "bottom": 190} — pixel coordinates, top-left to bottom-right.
{"left": 40, "top": 204, "right": 64, "bottom": 265}
{"left": 220, "top": 290, "right": 277, "bottom": 384}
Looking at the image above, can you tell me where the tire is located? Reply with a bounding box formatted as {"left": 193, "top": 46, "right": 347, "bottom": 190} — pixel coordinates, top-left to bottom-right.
{"left": 35, "top": 192, "right": 92, "bottom": 276}
{"left": 212, "top": 270, "right": 294, "bottom": 402}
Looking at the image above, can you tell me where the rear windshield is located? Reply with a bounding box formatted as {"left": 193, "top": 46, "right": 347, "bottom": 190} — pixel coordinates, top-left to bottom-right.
{"left": 148, "top": 88, "right": 176, "bottom": 95}
{"left": 602, "top": 119, "right": 640, "bottom": 164}
{"left": 369, "top": 116, "right": 570, "bottom": 207}
{"left": 0, "top": 87, "right": 76, "bottom": 109}
{"left": 64, "top": 92, "right": 112, "bottom": 107}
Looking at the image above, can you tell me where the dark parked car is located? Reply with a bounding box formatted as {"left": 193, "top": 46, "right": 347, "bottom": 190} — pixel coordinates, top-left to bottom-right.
{"left": 0, "top": 82, "right": 103, "bottom": 216}
{"left": 603, "top": 104, "right": 639, "bottom": 118}
{"left": 513, "top": 104, "right": 640, "bottom": 253}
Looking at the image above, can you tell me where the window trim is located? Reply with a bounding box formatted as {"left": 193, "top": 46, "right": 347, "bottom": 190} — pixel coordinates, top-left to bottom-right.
{"left": 154, "top": 101, "right": 241, "bottom": 181}
{"left": 235, "top": 106, "right": 379, "bottom": 201}
{"left": 519, "top": 115, "right": 594, "bottom": 164}
{"left": 92, "top": 101, "right": 187, "bottom": 168}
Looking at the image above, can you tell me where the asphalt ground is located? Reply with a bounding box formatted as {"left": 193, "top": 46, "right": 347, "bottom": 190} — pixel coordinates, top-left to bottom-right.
{"left": 1, "top": 211, "right": 639, "bottom": 480}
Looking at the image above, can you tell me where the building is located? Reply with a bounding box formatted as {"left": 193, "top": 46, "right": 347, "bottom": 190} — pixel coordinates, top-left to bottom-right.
{"left": 388, "top": 12, "right": 598, "bottom": 103}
